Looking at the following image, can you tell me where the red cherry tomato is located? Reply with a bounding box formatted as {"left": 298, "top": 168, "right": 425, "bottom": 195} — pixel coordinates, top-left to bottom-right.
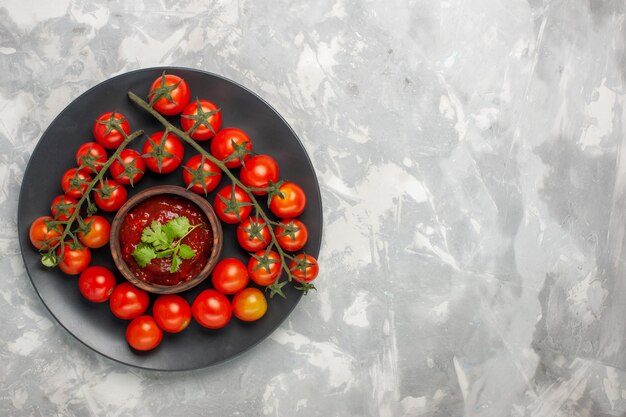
{"left": 142, "top": 131, "right": 184, "bottom": 174}
{"left": 77, "top": 215, "right": 110, "bottom": 249}
{"left": 93, "top": 112, "right": 130, "bottom": 149}
{"left": 182, "top": 154, "right": 222, "bottom": 195}
{"left": 192, "top": 289, "right": 232, "bottom": 329}
{"left": 210, "top": 128, "right": 253, "bottom": 168}
{"left": 239, "top": 155, "right": 279, "bottom": 194}
{"left": 213, "top": 185, "right": 252, "bottom": 224}
{"left": 109, "top": 282, "right": 149, "bottom": 320}
{"left": 78, "top": 266, "right": 117, "bottom": 303}
{"left": 110, "top": 149, "right": 145, "bottom": 186}
{"left": 180, "top": 99, "right": 222, "bottom": 141}
{"left": 94, "top": 179, "right": 127, "bottom": 212}
{"left": 236, "top": 216, "right": 270, "bottom": 252}
{"left": 289, "top": 254, "right": 319, "bottom": 283}
{"left": 61, "top": 168, "right": 91, "bottom": 198}
{"left": 248, "top": 249, "right": 282, "bottom": 286}
{"left": 75, "top": 142, "right": 107, "bottom": 173}
{"left": 29, "top": 216, "right": 63, "bottom": 250}
{"left": 211, "top": 258, "right": 249, "bottom": 295}
{"left": 232, "top": 288, "right": 267, "bottom": 322}
{"left": 275, "top": 219, "right": 308, "bottom": 252}
{"left": 126, "top": 316, "right": 163, "bottom": 351}
{"left": 56, "top": 242, "right": 91, "bottom": 275}
{"left": 153, "top": 294, "right": 192, "bottom": 333}
{"left": 148, "top": 73, "right": 191, "bottom": 116}
{"left": 51, "top": 195, "right": 78, "bottom": 221}
{"left": 269, "top": 182, "right": 306, "bottom": 218}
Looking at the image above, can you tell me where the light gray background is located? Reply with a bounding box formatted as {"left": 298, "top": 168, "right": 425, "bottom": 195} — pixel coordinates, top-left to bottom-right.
{"left": 1, "top": 0, "right": 626, "bottom": 416}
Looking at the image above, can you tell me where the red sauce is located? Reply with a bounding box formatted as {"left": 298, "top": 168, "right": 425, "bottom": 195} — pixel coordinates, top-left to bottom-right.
{"left": 119, "top": 195, "right": 213, "bottom": 286}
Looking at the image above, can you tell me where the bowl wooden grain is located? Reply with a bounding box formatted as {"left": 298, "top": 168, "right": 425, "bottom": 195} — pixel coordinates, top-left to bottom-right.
{"left": 109, "top": 185, "right": 223, "bottom": 294}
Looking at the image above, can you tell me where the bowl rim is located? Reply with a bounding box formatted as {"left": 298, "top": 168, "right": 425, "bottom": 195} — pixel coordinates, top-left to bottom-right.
{"left": 109, "top": 185, "right": 223, "bottom": 294}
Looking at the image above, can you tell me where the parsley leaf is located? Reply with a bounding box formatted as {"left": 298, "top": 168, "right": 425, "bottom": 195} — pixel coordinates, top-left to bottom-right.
{"left": 163, "top": 216, "right": 191, "bottom": 240}
{"left": 170, "top": 254, "right": 181, "bottom": 273}
{"left": 178, "top": 244, "right": 195, "bottom": 259}
{"left": 133, "top": 243, "right": 157, "bottom": 267}
{"left": 141, "top": 221, "right": 171, "bottom": 250}
{"left": 132, "top": 216, "right": 202, "bottom": 273}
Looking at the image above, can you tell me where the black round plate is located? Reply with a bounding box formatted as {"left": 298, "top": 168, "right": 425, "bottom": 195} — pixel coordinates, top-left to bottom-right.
{"left": 17, "top": 67, "right": 322, "bottom": 371}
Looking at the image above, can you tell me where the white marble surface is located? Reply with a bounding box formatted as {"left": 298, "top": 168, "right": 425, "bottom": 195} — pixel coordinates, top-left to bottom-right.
{"left": 1, "top": 0, "right": 626, "bottom": 416}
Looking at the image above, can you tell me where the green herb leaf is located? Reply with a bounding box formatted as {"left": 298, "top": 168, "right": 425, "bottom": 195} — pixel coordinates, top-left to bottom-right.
{"left": 178, "top": 244, "right": 195, "bottom": 259}
{"left": 141, "top": 220, "right": 171, "bottom": 250}
{"left": 170, "top": 254, "right": 181, "bottom": 273}
{"left": 163, "top": 216, "right": 191, "bottom": 240}
{"left": 135, "top": 216, "right": 202, "bottom": 273}
{"left": 133, "top": 243, "right": 157, "bottom": 267}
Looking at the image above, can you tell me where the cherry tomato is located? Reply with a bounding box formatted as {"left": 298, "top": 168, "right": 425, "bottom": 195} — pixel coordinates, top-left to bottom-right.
{"left": 29, "top": 216, "right": 63, "bottom": 250}
{"left": 110, "top": 149, "right": 145, "bottom": 186}
{"left": 213, "top": 185, "right": 252, "bottom": 224}
{"left": 210, "top": 128, "right": 252, "bottom": 168}
{"left": 248, "top": 249, "right": 282, "bottom": 286}
{"left": 269, "top": 182, "right": 306, "bottom": 218}
{"left": 75, "top": 142, "right": 107, "bottom": 173}
{"left": 61, "top": 168, "right": 91, "bottom": 198}
{"left": 148, "top": 73, "right": 191, "bottom": 116}
{"left": 78, "top": 266, "right": 117, "bottom": 303}
{"left": 232, "top": 288, "right": 267, "bottom": 322}
{"left": 94, "top": 179, "right": 127, "bottom": 212}
{"left": 93, "top": 112, "right": 130, "bottom": 149}
{"left": 275, "top": 219, "right": 308, "bottom": 252}
{"left": 56, "top": 242, "right": 91, "bottom": 275}
{"left": 239, "top": 155, "right": 279, "bottom": 194}
{"left": 181, "top": 99, "right": 222, "bottom": 141}
{"left": 182, "top": 154, "right": 222, "bottom": 195}
{"left": 211, "top": 258, "right": 249, "bottom": 295}
{"left": 126, "top": 316, "right": 163, "bottom": 351}
{"left": 290, "top": 254, "right": 319, "bottom": 283}
{"left": 109, "top": 282, "right": 149, "bottom": 320}
{"left": 192, "top": 289, "right": 231, "bottom": 329}
{"left": 153, "top": 294, "right": 192, "bottom": 333}
{"left": 142, "top": 131, "right": 184, "bottom": 174}
{"left": 51, "top": 195, "right": 77, "bottom": 221}
{"left": 77, "top": 215, "right": 110, "bottom": 249}
{"left": 236, "top": 216, "right": 270, "bottom": 252}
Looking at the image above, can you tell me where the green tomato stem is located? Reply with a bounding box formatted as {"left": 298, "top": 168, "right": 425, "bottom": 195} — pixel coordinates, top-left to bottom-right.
{"left": 46, "top": 129, "right": 144, "bottom": 262}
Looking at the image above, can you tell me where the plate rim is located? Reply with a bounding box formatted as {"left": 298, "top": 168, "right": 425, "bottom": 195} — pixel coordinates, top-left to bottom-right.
{"left": 17, "top": 66, "right": 323, "bottom": 371}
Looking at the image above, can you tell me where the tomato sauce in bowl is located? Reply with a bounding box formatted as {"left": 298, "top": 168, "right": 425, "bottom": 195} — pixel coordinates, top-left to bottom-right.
{"left": 119, "top": 195, "right": 213, "bottom": 286}
{"left": 110, "top": 185, "right": 222, "bottom": 294}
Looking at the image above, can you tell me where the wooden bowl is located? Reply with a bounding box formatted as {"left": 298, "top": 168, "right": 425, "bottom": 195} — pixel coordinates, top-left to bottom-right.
{"left": 109, "top": 185, "right": 223, "bottom": 294}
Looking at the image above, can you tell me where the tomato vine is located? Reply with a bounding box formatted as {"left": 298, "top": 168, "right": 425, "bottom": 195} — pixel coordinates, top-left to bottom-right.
{"left": 40, "top": 129, "right": 144, "bottom": 266}
{"left": 128, "top": 91, "right": 316, "bottom": 297}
